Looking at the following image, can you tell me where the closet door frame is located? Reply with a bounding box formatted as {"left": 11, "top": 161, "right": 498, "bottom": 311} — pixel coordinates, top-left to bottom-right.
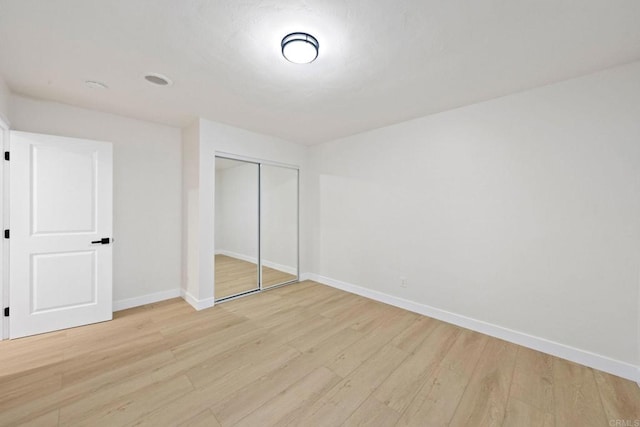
{"left": 214, "top": 152, "right": 299, "bottom": 302}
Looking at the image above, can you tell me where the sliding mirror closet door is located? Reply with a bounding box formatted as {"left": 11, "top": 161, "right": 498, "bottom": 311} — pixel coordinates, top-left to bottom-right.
{"left": 214, "top": 157, "right": 260, "bottom": 300}
{"left": 261, "top": 165, "right": 299, "bottom": 288}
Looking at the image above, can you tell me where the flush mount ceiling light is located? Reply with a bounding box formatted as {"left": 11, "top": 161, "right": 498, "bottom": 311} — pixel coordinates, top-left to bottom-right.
{"left": 144, "top": 73, "right": 173, "bottom": 86}
{"left": 281, "top": 32, "right": 319, "bottom": 64}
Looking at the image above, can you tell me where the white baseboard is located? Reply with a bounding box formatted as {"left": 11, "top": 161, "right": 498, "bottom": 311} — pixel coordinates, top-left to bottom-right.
{"left": 262, "top": 260, "right": 297, "bottom": 276}
{"left": 216, "top": 250, "right": 297, "bottom": 275}
{"left": 180, "top": 289, "right": 216, "bottom": 311}
{"left": 217, "top": 250, "right": 256, "bottom": 264}
{"left": 306, "top": 273, "right": 640, "bottom": 383}
{"left": 113, "top": 289, "right": 181, "bottom": 312}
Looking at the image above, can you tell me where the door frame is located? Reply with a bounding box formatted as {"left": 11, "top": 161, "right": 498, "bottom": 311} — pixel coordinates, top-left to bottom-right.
{"left": 0, "top": 115, "right": 10, "bottom": 340}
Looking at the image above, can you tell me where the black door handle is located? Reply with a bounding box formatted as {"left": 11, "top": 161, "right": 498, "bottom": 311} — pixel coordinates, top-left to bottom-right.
{"left": 91, "top": 238, "right": 111, "bottom": 245}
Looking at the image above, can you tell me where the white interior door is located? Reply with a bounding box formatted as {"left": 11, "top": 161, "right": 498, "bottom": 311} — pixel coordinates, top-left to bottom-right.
{"left": 9, "top": 131, "right": 113, "bottom": 339}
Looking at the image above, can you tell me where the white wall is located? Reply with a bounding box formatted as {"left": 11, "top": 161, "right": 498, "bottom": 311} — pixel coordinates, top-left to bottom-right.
{"left": 10, "top": 95, "right": 182, "bottom": 303}
{"left": 0, "top": 76, "right": 10, "bottom": 124}
{"left": 181, "top": 121, "right": 200, "bottom": 300}
{"left": 184, "top": 118, "right": 307, "bottom": 306}
{"left": 311, "top": 61, "right": 640, "bottom": 368}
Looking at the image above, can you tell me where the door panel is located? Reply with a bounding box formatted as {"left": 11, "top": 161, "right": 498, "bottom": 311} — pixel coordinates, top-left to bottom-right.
{"left": 32, "top": 145, "right": 97, "bottom": 234}
{"left": 214, "top": 157, "right": 260, "bottom": 300}
{"left": 10, "top": 131, "right": 113, "bottom": 338}
{"left": 31, "top": 251, "right": 96, "bottom": 312}
{"left": 260, "top": 165, "right": 298, "bottom": 288}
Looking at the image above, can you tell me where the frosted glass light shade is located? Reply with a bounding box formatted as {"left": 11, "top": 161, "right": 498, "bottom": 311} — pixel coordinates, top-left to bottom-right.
{"left": 281, "top": 32, "right": 319, "bottom": 64}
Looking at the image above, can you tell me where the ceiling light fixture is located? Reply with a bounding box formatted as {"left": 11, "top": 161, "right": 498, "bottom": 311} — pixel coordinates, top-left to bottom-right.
{"left": 281, "top": 32, "right": 319, "bottom": 64}
{"left": 144, "top": 73, "right": 173, "bottom": 86}
{"left": 85, "top": 80, "right": 108, "bottom": 89}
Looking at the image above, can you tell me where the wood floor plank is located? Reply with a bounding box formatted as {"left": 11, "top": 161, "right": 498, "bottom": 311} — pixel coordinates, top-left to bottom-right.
{"left": 221, "top": 293, "right": 284, "bottom": 320}
{"left": 0, "top": 369, "right": 62, "bottom": 412}
{"left": 267, "top": 313, "right": 333, "bottom": 343}
{"left": 158, "top": 306, "right": 244, "bottom": 339}
{"left": 448, "top": 339, "right": 518, "bottom": 427}
{"left": 509, "top": 346, "right": 554, "bottom": 414}
{"left": 390, "top": 315, "right": 439, "bottom": 354}
{"left": 373, "top": 322, "right": 460, "bottom": 413}
{"left": 396, "top": 329, "right": 488, "bottom": 426}
{"left": 59, "top": 375, "right": 194, "bottom": 427}
{"left": 289, "top": 283, "right": 342, "bottom": 308}
{"left": 143, "top": 347, "right": 301, "bottom": 426}
{"left": 0, "top": 331, "right": 67, "bottom": 376}
{"left": 1, "top": 280, "right": 638, "bottom": 427}
{"left": 314, "top": 292, "right": 363, "bottom": 318}
{"left": 21, "top": 409, "right": 60, "bottom": 427}
{"left": 55, "top": 356, "right": 184, "bottom": 426}
{"left": 169, "top": 319, "right": 260, "bottom": 361}
{"left": 594, "top": 370, "right": 640, "bottom": 422}
{"left": 343, "top": 396, "right": 401, "bottom": 427}
{"left": 233, "top": 367, "right": 340, "bottom": 427}
{"left": 553, "top": 359, "right": 608, "bottom": 427}
{"left": 211, "top": 339, "right": 355, "bottom": 424}
{"left": 248, "top": 304, "right": 309, "bottom": 330}
{"left": 61, "top": 331, "right": 168, "bottom": 386}
{"left": 294, "top": 344, "right": 409, "bottom": 426}
{"left": 127, "top": 387, "right": 221, "bottom": 426}
{"left": 502, "top": 398, "right": 555, "bottom": 427}
{"left": 338, "top": 299, "right": 391, "bottom": 330}
{"left": 128, "top": 343, "right": 297, "bottom": 427}
{"left": 287, "top": 317, "right": 355, "bottom": 352}
{"left": 177, "top": 409, "right": 221, "bottom": 427}
{"left": 185, "top": 339, "right": 300, "bottom": 389}
{"left": 213, "top": 324, "right": 362, "bottom": 419}
{"left": 350, "top": 302, "right": 411, "bottom": 333}
{"left": 326, "top": 310, "right": 417, "bottom": 378}
{"left": 0, "top": 350, "right": 176, "bottom": 426}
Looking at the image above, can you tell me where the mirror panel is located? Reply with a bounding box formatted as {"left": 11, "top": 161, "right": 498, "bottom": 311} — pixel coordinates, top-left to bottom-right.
{"left": 261, "top": 165, "right": 298, "bottom": 288}
{"left": 214, "top": 157, "right": 260, "bottom": 300}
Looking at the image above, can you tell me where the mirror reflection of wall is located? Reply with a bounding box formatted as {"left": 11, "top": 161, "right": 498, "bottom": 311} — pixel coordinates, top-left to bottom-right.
{"left": 214, "top": 157, "right": 259, "bottom": 300}
{"left": 261, "top": 165, "right": 298, "bottom": 288}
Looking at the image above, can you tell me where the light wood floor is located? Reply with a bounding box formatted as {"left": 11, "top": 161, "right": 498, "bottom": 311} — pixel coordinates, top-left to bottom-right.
{"left": 1, "top": 281, "right": 639, "bottom": 426}
{"left": 215, "top": 254, "right": 297, "bottom": 300}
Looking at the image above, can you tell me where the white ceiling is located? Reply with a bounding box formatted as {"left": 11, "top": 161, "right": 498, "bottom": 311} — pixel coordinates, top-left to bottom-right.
{"left": 1, "top": 1, "right": 639, "bottom": 145}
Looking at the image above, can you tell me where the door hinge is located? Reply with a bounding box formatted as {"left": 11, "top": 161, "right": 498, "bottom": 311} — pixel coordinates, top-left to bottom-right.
{"left": 3, "top": 307, "right": 8, "bottom": 317}
{"left": 3, "top": 229, "right": 8, "bottom": 239}
{"left": 4, "top": 151, "right": 8, "bottom": 161}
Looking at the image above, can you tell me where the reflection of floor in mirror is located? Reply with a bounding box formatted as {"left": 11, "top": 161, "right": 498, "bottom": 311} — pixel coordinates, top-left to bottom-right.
{"left": 215, "top": 254, "right": 297, "bottom": 300}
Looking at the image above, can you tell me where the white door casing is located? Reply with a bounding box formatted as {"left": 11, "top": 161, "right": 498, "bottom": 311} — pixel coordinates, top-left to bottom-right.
{"left": 0, "top": 120, "right": 8, "bottom": 340}
{"left": 9, "top": 131, "right": 113, "bottom": 338}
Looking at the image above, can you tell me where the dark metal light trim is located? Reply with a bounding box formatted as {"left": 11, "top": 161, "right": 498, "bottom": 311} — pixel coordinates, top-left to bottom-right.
{"left": 281, "top": 32, "right": 319, "bottom": 63}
